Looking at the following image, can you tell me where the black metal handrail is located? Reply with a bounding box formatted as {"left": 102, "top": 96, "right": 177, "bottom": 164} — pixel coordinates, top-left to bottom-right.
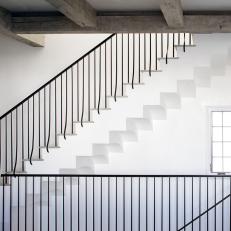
{"left": 178, "top": 193, "right": 231, "bottom": 231}
{"left": 0, "top": 34, "right": 116, "bottom": 121}
{"left": 0, "top": 33, "right": 193, "bottom": 175}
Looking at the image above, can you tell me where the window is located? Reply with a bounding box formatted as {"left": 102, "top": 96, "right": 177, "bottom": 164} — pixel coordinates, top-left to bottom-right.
{"left": 210, "top": 108, "right": 231, "bottom": 173}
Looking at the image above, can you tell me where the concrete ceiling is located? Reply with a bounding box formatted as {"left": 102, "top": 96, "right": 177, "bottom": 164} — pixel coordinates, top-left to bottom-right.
{"left": 0, "top": 0, "right": 56, "bottom": 12}
{"left": 1, "top": 0, "right": 231, "bottom": 13}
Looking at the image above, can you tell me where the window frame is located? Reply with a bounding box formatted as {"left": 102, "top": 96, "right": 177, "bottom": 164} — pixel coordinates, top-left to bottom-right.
{"left": 209, "top": 106, "right": 231, "bottom": 174}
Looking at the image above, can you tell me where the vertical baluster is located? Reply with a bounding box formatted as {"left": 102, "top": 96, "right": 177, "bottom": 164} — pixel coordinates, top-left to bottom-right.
{"left": 70, "top": 177, "right": 73, "bottom": 231}
{"left": 46, "top": 84, "right": 51, "bottom": 151}
{"left": 207, "top": 177, "right": 209, "bottom": 231}
{"left": 215, "top": 177, "right": 217, "bottom": 231}
{"left": 138, "top": 34, "right": 141, "bottom": 83}
{"left": 149, "top": 33, "right": 152, "bottom": 76}
{"left": 184, "top": 177, "right": 186, "bottom": 231}
{"left": 77, "top": 64, "right": 80, "bottom": 122}
{"left": 199, "top": 177, "right": 201, "bottom": 231}
{"left": 105, "top": 43, "right": 107, "bottom": 108}
{"left": 230, "top": 177, "right": 231, "bottom": 231}
{"left": 92, "top": 177, "right": 95, "bottom": 231}
{"left": 33, "top": 176, "right": 35, "bottom": 231}
{"left": 38, "top": 92, "right": 41, "bottom": 158}
{"left": 10, "top": 175, "right": 12, "bottom": 231}
{"left": 63, "top": 177, "right": 65, "bottom": 231}
{"left": 110, "top": 39, "right": 113, "bottom": 96}
{"left": 10, "top": 112, "right": 13, "bottom": 171}
{"left": 173, "top": 33, "right": 175, "bottom": 58}
{"left": 144, "top": 33, "right": 146, "bottom": 70}
{"left": 114, "top": 34, "right": 118, "bottom": 101}
{"left": 2, "top": 176, "right": 5, "bottom": 231}
{"left": 18, "top": 177, "right": 20, "bottom": 231}
{"left": 131, "top": 177, "right": 133, "bottom": 231}
{"left": 146, "top": 177, "right": 148, "bottom": 231}
{"left": 86, "top": 177, "right": 88, "bottom": 231}
{"left": 55, "top": 81, "right": 57, "bottom": 146}
{"left": 48, "top": 176, "right": 50, "bottom": 231}
{"left": 93, "top": 51, "right": 96, "bottom": 109}
{"left": 138, "top": 177, "right": 140, "bottom": 231}
{"left": 154, "top": 177, "right": 156, "bottom": 231}
{"left": 108, "top": 177, "right": 110, "bottom": 231}
{"left": 222, "top": 177, "right": 224, "bottom": 231}
{"left": 189, "top": 33, "right": 192, "bottom": 45}
{"left": 192, "top": 177, "right": 194, "bottom": 231}
{"left": 183, "top": 33, "right": 186, "bottom": 52}
{"left": 98, "top": 47, "right": 102, "bottom": 113}
{"left": 71, "top": 67, "right": 74, "bottom": 133}
{"left": 169, "top": 177, "right": 171, "bottom": 231}
{"left": 78, "top": 177, "right": 80, "bottom": 231}
{"left": 25, "top": 176, "right": 27, "bottom": 231}
{"left": 29, "top": 96, "right": 35, "bottom": 164}
{"left": 166, "top": 33, "right": 169, "bottom": 64}
{"left": 176, "top": 177, "right": 178, "bottom": 230}
{"left": 55, "top": 176, "right": 57, "bottom": 231}
{"left": 161, "top": 177, "right": 163, "bottom": 231}
{"left": 40, "top": 177, "right": 42, "bottom": 231}
{"left": 128, "top": 33, "right": 130, "bottom": 83}
{"left": 155, "top": 34, "right": 158, "bottom": 74}
{"left": 13, "top": 109, "right": 18, "bottom": 174}
{"left": 116, "top": 177, "right": 118, "bottom": 231}
{"left": 123, "top": 177, "right": 125, "bottom": 231}
{"left": 5, "top": 117, "right": 7, "bottom": 172}
{"left": 88, "top": 57, "right": 91, "bottom": 121}
{"left": 44, "top": 88, "right": 46, "bottom": 144}
{"left": 64, "top": 71, "right": 68, "bottom": 139}
{"left": 101, "top": 177, "right": 103, "bottom": 231}
{"left": 61, "top": 75, "right": 63, "bottom": 133}
{"left": 81, "top": 60, "right": 85, "bottom": 127}
{"left": 0, "top": 120, "right": 1, "bottom": 171}
{"left": 132, "top": 33, "right": 135, "bottom": 89}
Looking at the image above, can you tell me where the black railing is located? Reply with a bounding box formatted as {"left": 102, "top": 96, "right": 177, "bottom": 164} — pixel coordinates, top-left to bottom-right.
{"left": 1, "top": 174, "right": 231, "bottom": 231}
{"left": 0, "top": 33, "right": 193, "bottom": 175}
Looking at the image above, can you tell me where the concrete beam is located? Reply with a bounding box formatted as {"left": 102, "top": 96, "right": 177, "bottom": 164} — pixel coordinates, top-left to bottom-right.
{"left": 0, "top": 8, "right": 45, "bottom": 47}
{"left": 16, "top": 34, "right": 45, "bottom": 47}
{"left": 46, "top": 0, "right": 96, "bottom": 27}
{"left": 11, "top": 14, "right": 231, "bottom": 34}
{"left": 160, "top": 0, "right": 184, "bottom": 28}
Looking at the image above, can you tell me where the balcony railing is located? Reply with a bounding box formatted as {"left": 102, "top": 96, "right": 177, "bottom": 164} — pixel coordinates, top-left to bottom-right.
{"left": 1, "top": 174, "right": 231, "bottom": 230}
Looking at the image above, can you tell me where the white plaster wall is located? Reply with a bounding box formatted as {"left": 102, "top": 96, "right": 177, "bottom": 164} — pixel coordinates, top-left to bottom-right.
{"left": 1, "top": 33, "right": 231, "bottom": 175}
{"left": 0, "top": 33, "right": 109, "bottom": 115}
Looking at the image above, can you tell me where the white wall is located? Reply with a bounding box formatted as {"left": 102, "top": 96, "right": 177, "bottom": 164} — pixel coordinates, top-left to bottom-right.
{"left": 2, "top": 33, "right": 231, "bottom": 175}
{"left": 0, "top": 33, "right": 109, "bottom": 115}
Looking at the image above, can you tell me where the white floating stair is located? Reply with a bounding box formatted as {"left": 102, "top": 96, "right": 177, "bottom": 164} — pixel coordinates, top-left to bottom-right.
{"left": 160, "top": 92, "right": 181, "bottom": 109}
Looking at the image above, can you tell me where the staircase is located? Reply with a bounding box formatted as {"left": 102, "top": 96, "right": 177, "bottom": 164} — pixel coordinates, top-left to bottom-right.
{"left": 0, "top": 33, "right": 194, "bottom": 175}
{"left": 2, "top": 33, "right": 231, "bottom": 230}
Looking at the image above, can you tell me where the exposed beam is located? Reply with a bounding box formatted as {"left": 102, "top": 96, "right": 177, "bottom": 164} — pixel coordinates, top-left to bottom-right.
{"left": 0, "top": 8, "right": 45, "bottom": 47}
{"left": 11, "top": 13, "right": 231, "bottom": 33}
{"left": 160, "top": 0, "right": 184, "bottom": 28}
{"left": 45, "top": 0, "right": 96, "bottom": 27}
{"left": 16, "top": 34, "right": 45, "bottom": 47}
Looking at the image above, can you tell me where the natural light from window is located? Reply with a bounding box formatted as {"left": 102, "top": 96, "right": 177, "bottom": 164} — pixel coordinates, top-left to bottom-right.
{"left": 212, "top": 110, "right": 231, "bottom": 173}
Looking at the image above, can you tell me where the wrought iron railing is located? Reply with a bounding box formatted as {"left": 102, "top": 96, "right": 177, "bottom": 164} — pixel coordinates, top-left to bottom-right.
{"left": 0, "top": 33, "right": 193, "bottom": 175}
{"left": 1, "top": 174, "right": 231, "bottom": 231}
